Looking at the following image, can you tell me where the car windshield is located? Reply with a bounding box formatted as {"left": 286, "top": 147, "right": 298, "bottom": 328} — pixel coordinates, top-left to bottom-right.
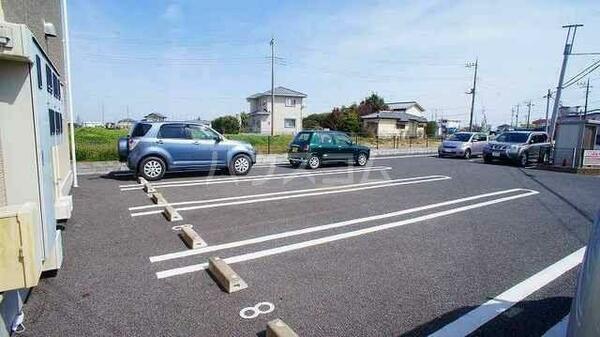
{"left": 495, "top": 132, "right": 529, "bottom": 143}
{"left": 448, "top": 133, "right": 472, "bottom": 142}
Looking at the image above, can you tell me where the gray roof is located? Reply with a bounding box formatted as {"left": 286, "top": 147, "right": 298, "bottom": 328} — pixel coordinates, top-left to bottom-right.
{"left": 247, "top": 86, "right": 307, "bottom": 100}
{"left": 144, "top": 112, "right": 166, "bottom": 118}
{"left": 361, "top": 111, "right": 427, "bottom": 122}
{"left": 387, "top": 101, "right": 425, "bottom": 112}
{"left": 117, "top": 118, "right": 136, "bottom": 123}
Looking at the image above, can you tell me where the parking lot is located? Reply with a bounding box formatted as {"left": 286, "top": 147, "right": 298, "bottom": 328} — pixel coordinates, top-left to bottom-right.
{"left": 21, "top": 155, "right": 600, "bottom": 337}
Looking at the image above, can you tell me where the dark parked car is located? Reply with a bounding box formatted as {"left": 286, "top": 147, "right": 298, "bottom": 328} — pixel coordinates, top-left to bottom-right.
{"left": 287, "top": 130, "right": 370, "bottom": 169}
{"left": 118, "top": 122, "right": 256, "bottom": 180}
{"left": 482, "top": 131, "right": 551, "bottom": 167}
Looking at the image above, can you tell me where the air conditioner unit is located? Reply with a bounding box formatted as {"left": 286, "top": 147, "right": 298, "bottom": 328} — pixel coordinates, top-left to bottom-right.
{"left": 0, "top": 22, "right": 28, "bottom": 62}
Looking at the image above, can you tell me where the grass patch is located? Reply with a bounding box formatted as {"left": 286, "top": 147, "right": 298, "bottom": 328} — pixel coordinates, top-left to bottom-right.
{"left": 75, "top": 127, "right": 127, "bottom": 161}
{"left": 226, "top": 133, "right": 293, "bottom": 154}
{"left": 74, "top": 128, "right": 437, "bottom": 162}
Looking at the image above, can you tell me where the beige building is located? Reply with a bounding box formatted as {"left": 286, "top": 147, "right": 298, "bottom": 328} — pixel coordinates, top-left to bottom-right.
{"left": 247, "top": 86, "right": 307, "bottom": 135}
{"left": 1, "top": 0, "right": 73, "bottom": 334}
{"left": 362, "top": 101, "right": 428, "bottom": 138}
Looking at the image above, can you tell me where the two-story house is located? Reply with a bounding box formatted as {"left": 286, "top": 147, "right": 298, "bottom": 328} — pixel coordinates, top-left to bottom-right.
{"left": 246, "top": 86, "right": 307, "bottom": 135}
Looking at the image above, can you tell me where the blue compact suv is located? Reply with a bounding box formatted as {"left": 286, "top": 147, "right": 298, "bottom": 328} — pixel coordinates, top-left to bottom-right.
{"left": 118, "top": 122, "right": 256, "bottom": 180}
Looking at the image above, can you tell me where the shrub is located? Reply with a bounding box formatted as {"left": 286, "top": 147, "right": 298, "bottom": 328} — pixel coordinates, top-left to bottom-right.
{"left": 212, "top": 116, "right": 240, "bottom": 134}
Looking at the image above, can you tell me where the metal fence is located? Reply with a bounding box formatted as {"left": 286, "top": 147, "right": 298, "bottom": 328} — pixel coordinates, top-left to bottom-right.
{"left": 258, "top": 134, "right": 441, "bottom": 154}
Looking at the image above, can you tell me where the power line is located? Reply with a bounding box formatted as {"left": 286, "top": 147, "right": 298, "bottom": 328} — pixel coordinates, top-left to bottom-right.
{"left": 563, "top": 59, "right": 600, "bottom": 88}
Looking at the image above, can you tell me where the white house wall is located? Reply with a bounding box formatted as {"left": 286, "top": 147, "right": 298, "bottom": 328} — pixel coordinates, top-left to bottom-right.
{"left": 249, "top": 96, "right": 303, "bottom": 135}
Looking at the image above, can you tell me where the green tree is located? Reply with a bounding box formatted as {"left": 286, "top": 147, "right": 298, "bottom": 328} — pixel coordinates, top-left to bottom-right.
{"left": 212, "top": 115, "right": 240, "bottom": 134}
{"left": 357, "top": 93, "right": 388, "bottom": 116}
{"left": 239, "top": 112, "right": 250, "bottom": 132}
{"left": 303, "top": 113, "right": 329, "bottom": 129}
{"left": 425, "top": 121, "right": 438, "bottom": 137}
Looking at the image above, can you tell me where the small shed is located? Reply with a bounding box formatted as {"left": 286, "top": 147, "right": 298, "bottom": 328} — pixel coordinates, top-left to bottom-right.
{"left": 553, "top": 119, "right": 600, "bottom": 167}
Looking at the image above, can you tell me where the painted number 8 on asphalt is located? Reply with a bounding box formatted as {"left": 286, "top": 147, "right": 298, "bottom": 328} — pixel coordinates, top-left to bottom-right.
{"left": 239, "top": 302, "right": 275, "bottom": 319}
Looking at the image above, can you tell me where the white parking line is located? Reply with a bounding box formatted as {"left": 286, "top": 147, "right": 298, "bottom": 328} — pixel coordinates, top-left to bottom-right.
{"left": 149, "top": 188, "right": 533, "bottom": 263}
{"left": 130, "top": 175, "right": 451, "bottom": 217}
{"left": 119, "top": 166, "right": 391, "bottom": 190}
{"left": 132, "top": 177, "right": 385, "bottom": 211}
{"left": 428, "top": 247, "right": 586, "bottom": 337}
{"left": 154, "top": 188, "right": 539, "bottom": 279}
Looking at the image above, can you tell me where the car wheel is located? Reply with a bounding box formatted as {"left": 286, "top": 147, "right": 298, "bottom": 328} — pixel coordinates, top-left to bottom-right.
{"left": 463, "top": 149, "right": 471, "bottom": 159}
{"left": 229, "top": 154, "right": 252, "bottom": 175}
{"left": 139, "top": 156, "right": 166, "bottom": 181}
{"left": 307, "top": 155, "right": 320, "bottom": 169}
{"left": 355, "top": 153, "right": 368, "bottom": 166}
{"left": 289, "top": 160, "right": 301, "bottom": 168}
{"left": 483, "top": 155, "right": 492, "bottom": 163}
{"left": 518, "top": 153, "right": 529, "bottom": 167}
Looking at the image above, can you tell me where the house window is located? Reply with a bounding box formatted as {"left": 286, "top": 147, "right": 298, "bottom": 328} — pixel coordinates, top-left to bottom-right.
{"left": 35, "top": 55, "right": 43, "bottom": 89}
{"left": 52, "top": 73, "right": 59, "bottom": 99}
{"left": 284, "top": 118, "right": 296, "bottom": 128}
{"left": 49, "top": 109, "right": 55, "bottom": 135}
{"left": 285, "top": 98, "right": 296, "bottom": 107}
{"left": 46, "top": 65, "right": 53, "bottom": 94}
{"left": 396, "top": 122, "right": 406, "bottom": 129}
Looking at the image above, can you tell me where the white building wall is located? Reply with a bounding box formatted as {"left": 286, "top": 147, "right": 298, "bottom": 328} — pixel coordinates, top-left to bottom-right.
{"left": 248, "top": 96, "right": 304, "bottom": 135}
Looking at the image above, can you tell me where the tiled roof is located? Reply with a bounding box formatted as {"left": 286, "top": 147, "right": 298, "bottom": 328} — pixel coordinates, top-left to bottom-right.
{"left": 361, "top": 111, "right": 427, "bottom": 122}
{"left": 387, "top": 101, "right": 425, "bottom": 112}
{"left": 247, "top": 86, "right": 307, "bottom": 100}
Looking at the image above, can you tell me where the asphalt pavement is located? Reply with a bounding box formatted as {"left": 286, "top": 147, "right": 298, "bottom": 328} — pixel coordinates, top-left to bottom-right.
{"left": 20, "top": 155, "right": 600, "bottom": 337}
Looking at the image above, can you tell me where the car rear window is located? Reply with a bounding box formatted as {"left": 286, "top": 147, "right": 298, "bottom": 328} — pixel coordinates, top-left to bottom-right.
{"left": 292, "top": 132, "right": 313, "bottom": 144}
{"left": 131, "top": 123, "right": 152, "bottom": 137}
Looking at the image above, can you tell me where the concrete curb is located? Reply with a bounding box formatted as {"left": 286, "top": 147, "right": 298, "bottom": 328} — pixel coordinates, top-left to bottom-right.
{"left": 76, "top": 148, "right": 437, "bottom": 176}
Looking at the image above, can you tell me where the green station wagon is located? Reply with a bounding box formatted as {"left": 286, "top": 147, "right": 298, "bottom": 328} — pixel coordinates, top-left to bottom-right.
{"left": 288, "top": 130, "right": 370, "bottom": 169}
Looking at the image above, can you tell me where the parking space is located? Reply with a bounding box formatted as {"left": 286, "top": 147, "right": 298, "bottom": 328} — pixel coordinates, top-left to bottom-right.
{"left": 20, "top": 155, "right": 600, "bottom": 337}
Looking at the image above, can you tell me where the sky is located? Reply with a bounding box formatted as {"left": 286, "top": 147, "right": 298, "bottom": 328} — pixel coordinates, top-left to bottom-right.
{"left": 68, "top": 0, "right": 600, "bottom": 127}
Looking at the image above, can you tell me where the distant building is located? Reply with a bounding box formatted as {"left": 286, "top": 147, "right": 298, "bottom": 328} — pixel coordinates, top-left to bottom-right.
{"left": 143, "top": 112, "right": 167, "bottom": 122}
{"left": 116, "top": 118, "right": 136, "bottom": 129}
{"left": 82, "top": 121, "right": 104, "bottom": 128}
{"left": 247, "top": 86, "right": 307, "bottom": 135}
{"left": 496, "top": 124, "right": 512, "bottom": 133}
{"left": 438, "top": 119, "right": 461, "bottom": 136}
{"left": 361, "top": 101, "right": 427, "bottom": 138}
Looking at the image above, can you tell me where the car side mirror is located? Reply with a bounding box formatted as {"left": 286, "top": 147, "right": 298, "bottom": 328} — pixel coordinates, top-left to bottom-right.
{"left": 214, "top": 135, "right": 222, "bottom": 142}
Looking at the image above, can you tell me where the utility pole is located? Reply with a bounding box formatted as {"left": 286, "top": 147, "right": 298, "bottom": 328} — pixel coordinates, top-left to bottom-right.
{"left": 583, "top": 77, "right": 591, "bottom": 118}
{"left": 101, "top": 100, "right": 105, "bottom": 125}
{"left": 270, "top": 37, "right": 275, "bottom": 138}
{"left": 525, "top": 100, "right": 534, "bottom": 129}
{"left": 549, "top": 24, "right": 584, "bottom": 140}
{"left": 515, "top": 104, "right": 521, "bottom": 130}
{"left": 466, "top": 59, "right": 478, "bottom": 131}
{"left": 511, "top": 107, "right": 515, "bottom": 128}
{"left": 544, "top": 89, "right": 552, "bottom": 133}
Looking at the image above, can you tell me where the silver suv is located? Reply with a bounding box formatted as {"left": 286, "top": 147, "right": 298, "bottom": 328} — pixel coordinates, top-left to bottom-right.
{"left": 483, "top": 131, "right": 550, "bottom": 167}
